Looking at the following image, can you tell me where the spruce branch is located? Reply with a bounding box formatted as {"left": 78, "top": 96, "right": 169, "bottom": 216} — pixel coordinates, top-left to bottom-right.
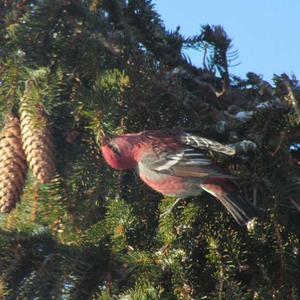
{"left": 274, "top": 73, "right": 300, "bottom": 120}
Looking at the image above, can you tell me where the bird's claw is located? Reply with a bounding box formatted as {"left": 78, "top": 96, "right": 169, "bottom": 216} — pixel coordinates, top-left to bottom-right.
{"left": 160, "top": 198, "right": 182, "bottom": 218}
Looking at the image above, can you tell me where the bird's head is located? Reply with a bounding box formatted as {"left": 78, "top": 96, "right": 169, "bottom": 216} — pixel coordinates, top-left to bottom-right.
{"left": 101, "top": 133, "right": 137, "bottom": 170}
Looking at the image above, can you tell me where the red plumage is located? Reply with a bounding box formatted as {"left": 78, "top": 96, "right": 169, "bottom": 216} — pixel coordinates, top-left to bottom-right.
{"left": 101, "top": 130, "right": 258, "bottom": 226}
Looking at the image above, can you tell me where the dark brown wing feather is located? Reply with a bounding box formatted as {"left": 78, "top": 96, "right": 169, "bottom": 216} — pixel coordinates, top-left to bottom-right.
{"left": 139, "top": 147, "right": 234, "bottom": 179}
{"left": 180, "top": 132, "right": 235, "bottom": 155}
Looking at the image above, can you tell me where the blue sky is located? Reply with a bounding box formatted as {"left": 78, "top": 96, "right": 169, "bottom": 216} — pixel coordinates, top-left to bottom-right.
{"left": 153, "top": 1, "right": 300, "bottom": 82}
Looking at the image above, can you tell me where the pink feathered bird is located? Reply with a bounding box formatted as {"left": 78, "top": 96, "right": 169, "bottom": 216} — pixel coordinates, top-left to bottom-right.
{"left": 101, "top": 130, "right": 258, "bottom": 226}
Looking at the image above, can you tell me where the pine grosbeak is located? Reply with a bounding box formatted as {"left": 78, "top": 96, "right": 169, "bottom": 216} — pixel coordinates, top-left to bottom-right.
{"left": 101, "top": 130, "right": 258, "bottom": 226}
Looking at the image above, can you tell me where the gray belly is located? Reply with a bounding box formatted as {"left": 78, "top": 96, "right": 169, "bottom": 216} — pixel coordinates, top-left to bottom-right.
{"left": 136, "top": 165, "right": 203, "bottom": 198}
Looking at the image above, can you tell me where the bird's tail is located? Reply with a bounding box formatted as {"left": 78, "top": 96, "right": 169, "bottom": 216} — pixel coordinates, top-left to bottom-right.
{"left": 201, "top": 179, "right": 258, "bottom": 226}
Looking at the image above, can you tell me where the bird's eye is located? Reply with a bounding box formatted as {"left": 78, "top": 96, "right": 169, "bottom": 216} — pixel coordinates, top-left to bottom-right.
{"left": 108, "top": 143, "right": 121, "bottom": 156}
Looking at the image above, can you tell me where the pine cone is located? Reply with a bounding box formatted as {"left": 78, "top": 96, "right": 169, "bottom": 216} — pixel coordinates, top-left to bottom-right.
{"left": 0, "top": 116, "right": 27, "bottom": 213}
{"left": 20, "top": 100, "right": 56, "bottom": 184}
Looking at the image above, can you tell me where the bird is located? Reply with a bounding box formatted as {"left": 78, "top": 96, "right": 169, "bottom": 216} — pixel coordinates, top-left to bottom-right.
{"left": 101, "top": 130, "right": 258, "bottom": 227}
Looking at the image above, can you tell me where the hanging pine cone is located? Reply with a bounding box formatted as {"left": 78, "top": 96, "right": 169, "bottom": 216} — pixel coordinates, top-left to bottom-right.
{"left": 0, "top": 115, "right": 27, "bottom": 213}
{"left": 20, "top": 83, "right": 56, "bottom": 184}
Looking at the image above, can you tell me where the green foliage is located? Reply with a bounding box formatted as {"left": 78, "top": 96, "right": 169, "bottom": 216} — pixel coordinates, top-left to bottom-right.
{"left": 0, "top": 0, "right": 299, "bottom": 299}
{"left": 119, "top": 275, "right": 164, "bottom": 300}
{"left": 0, "top": 52, "right": 26, "bottom": 118}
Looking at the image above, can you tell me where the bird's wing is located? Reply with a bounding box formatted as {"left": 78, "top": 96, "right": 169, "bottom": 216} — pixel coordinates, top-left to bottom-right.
{"left": 139, "top": 147, "right": 233, "bottom": 179}
{"left": 179, "top": 132, "right": 235, "bottom": 156}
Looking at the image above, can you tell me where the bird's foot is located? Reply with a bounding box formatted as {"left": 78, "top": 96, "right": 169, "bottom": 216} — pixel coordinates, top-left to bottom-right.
{"left": 160, "top": 198, "right": 182, "bottom": 218}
